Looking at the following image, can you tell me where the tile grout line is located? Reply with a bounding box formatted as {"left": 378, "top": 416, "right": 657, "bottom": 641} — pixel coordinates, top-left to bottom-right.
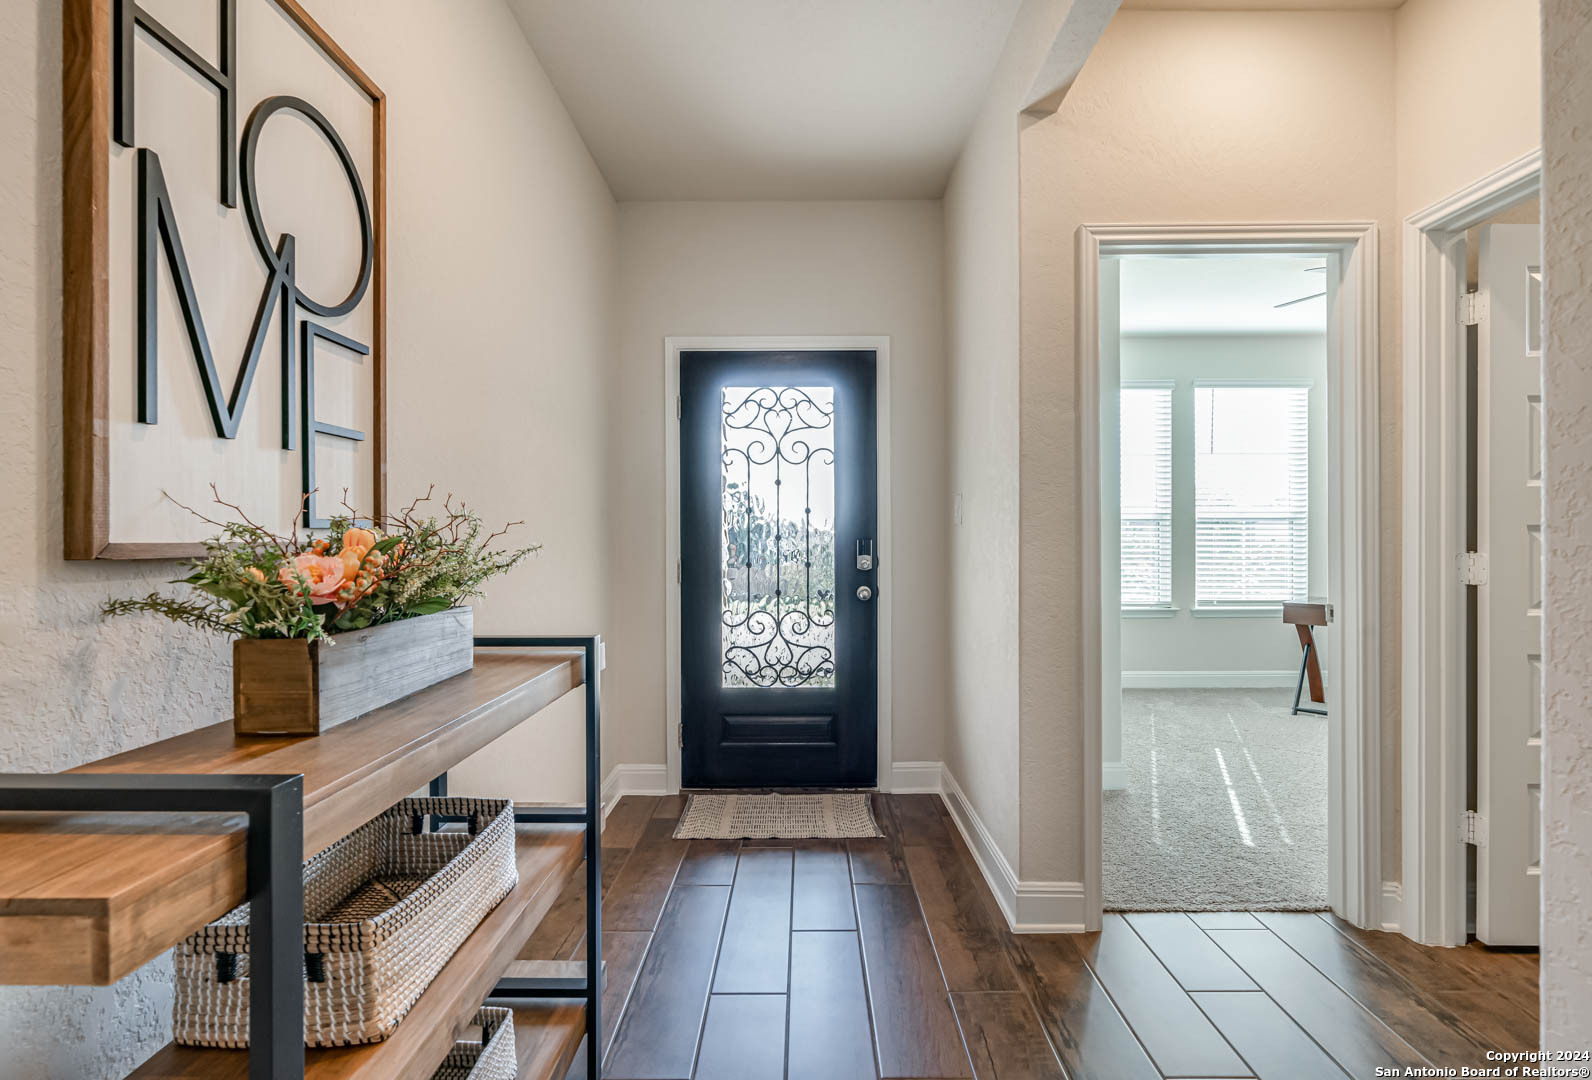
{"left": 897, "top": 800, "right": 978, "bottom": 1079}
{"left": 783, "top": 844, "right": 795, "bottom": 1080}
{"left": 684, "top": 848, "right": 739, "bottom": 1080}
{"left": 1108, "top": 913, "right": 1255, "bottom": 1079}
{"left": 923, "top": 795, "right": 1074, "bottom": 1080}
{"left": 1249, "top": 913, "right": 1439, "bottom": 1069}
{"left": 849, "top": 797, "right": 892, "bottom": 1080}
{"left": 1191, "top": 919, "right": 1385, "bottom": 1078}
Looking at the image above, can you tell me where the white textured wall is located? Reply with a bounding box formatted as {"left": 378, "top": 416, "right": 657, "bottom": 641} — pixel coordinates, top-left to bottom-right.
{"left": 1541, "top": 0, "right": 1592, "bottom": 1044}
{"left": 1118, "top": 334, "right": 1328, "bottom": 678}
{"left": 1016, "top": 9, "right": 1400, "bottom": 882}
{"left": 606, "top": 200, "right": 948, "bottom": 772}
{"left": 0, "top": 1, "right": 615, "bottom": 1074}
{"left": 0, "top": 2, "right": 236, "bottom": 1071}
{"left": 1394, "top": 0, "right": 1541, "bottom": 219}
{"left": 942, "top": 0, "right": 1111, "bottom": 880}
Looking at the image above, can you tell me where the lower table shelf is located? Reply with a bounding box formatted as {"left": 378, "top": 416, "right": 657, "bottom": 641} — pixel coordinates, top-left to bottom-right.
{"left": 508, "top": 1000, "right": 586, "bottom": 1080}
{"left": 127, "top": 823, "right": 583, "bottom": 1080}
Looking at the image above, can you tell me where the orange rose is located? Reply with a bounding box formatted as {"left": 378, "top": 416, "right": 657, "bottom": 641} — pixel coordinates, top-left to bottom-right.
{"left": 242, "top": 567, "right": 266, "bottom": 584}
{"left": 279, "top": 554, "right": 346, "bottom": 604}
{"left": 343, "top": 527, "right": 378, "bottom": 552}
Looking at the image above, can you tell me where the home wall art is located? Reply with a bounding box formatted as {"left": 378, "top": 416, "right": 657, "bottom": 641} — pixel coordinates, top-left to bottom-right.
{"left": 64, "top": 0, "right": 385, "bottom": 559}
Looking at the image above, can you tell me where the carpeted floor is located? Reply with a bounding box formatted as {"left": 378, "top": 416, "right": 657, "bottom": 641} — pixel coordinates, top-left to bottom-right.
{"left": 1104, "top": 688, "right": 1328, "bottom": 911}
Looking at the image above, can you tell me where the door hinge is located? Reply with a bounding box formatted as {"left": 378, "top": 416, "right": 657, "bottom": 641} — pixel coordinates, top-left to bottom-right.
{"left": 1458, "top": 291, "right": 1487, "bottom": 326}
{"left": 1460, "top": 810, "right": 1489, "bottom": 847}
{"left": 676, "top": 559, "right": 682, "bottom": 584}
{"left": 676, "top": 395, "right": 682, "bottom": 419}
{"left": 677, "top": 723, "right": 684, "bottom": 749}
{"left": 1457, "top": 551, "right": 1489, "bottom": 586}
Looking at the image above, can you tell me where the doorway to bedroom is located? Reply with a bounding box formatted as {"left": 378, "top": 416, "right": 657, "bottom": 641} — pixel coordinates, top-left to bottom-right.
{"left": 1102, "top": 252, "right": 1331, "bottom": 912}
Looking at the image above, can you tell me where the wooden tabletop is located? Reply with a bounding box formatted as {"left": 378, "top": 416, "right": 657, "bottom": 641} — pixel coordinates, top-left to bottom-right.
{"left": 0, "top": 648, "right": 583, "bottom": 986}
{"left": 1282, "top": 601, "right": 1329, "bottom": 627}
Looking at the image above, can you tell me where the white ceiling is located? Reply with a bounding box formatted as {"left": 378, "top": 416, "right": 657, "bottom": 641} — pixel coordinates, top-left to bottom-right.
{"left": 1118, "top": 255, "right": 1328, "bottom": 335}
{"left": 505, "top": 0, "right": 1023, "bottom": 201}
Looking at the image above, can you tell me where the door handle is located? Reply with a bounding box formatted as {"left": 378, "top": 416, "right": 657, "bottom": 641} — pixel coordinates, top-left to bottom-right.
{"left": 856, "top": 585, "right": 874, "bottom": 602}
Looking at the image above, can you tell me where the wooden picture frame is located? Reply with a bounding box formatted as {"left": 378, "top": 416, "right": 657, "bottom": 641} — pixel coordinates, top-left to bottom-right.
{"left": 62, "top": 0, "right": 386, "bottom": 560}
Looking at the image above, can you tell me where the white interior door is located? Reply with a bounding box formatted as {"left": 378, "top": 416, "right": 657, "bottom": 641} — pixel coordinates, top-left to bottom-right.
{"left": 1475, "top": 223, "right": 1543, "bottom": 946}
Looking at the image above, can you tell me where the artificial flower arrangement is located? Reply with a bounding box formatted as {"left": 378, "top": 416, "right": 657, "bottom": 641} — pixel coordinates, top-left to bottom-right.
{"left": 104, "top": 486, "right": 539, "bottom": 643}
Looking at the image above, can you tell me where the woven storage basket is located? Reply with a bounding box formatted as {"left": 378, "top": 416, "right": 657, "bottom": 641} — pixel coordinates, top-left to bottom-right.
{"left": 430, "top": 1006, "right": 518, "bottom": 1080}
{"left": 174, "top": 797, "right": 517, "bottom": 1048}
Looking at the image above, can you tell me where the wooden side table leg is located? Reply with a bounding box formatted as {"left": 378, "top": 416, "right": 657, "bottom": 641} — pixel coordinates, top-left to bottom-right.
{"left": 1294, "top": 623, "right": 1326, "bottom": 707}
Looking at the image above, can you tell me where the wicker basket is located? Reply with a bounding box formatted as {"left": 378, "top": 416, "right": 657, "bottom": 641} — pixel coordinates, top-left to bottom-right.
{"left": 430, "top": 1007, "right": 518, "bottom": 1080}
{"left": 174, "top": 797, "right": 518, "bottom": 1048}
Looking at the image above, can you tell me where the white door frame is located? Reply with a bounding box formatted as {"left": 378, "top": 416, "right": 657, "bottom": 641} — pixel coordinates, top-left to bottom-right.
{"left": 1079, "top": 222, "right": 1383, "bottom": 930}
{"left": 662, "top": 335, "right": 894, "bottom": 794}
{"left": 1401, "top": 150, "right": 1542, "bottom": 946}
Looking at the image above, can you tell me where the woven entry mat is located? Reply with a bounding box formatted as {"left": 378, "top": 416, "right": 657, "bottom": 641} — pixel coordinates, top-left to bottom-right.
{"left": 673, "top": 792, "right": 882, "bottom": 840}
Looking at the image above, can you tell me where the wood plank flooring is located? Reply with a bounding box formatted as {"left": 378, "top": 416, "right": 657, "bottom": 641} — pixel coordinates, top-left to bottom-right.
{"left": 566, "top": 794, "right": 1539, "bottom": 1080}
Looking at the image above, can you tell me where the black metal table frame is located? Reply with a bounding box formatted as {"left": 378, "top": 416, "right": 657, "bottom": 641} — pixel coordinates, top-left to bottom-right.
{"left": 0, "top": 772, "right": 305, "bottom": 1080}
{"left": 470, "top": 635, "right": 604, "bottom": 1080}
{"left": 0, "top": 634, "right": 602, "bottom": 1080}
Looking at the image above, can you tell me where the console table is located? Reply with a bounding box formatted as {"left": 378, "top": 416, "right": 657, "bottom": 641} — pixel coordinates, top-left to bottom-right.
{"left": 0, "top": 637, "right": 603, "bottom": 1080}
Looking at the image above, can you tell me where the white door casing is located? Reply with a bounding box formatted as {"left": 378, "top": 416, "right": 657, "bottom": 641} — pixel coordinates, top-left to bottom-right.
{"left": 1475, "top": 224, "right": 1544, "bottom": 946}
{"left": 1100, "top": 259, "right": 1125, "bottom": 790}
{"left": 662, "top": 336, "right": 893, "bottom": 796}
{"left": 1400, "top": 149, "right": 1540, "bottom": 947}
{"left": 1079, "top": 223, "right": 1382, "bottom": 931}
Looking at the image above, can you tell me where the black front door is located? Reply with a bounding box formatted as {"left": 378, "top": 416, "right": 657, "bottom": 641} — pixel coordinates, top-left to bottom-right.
{"left": 680, "top": 350, "right": 878, "bottom": 788}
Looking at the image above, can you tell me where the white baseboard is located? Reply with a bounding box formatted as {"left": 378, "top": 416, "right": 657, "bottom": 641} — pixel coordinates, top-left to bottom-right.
{"left": 1102, "top": 761, "right": 1129, "bottom": 791}
{"left": 1380, "top": 880, "right": 1403, "bottom": 932}
{"left": 919, "top": 763, "right": 1087, "bottom": 933}
{"left": 889, "top": 760, "right": 945, "bottom": 793}
{"left": 1122, "top": 669, "right": 1298, "bottom": 689}
{"left": 600, "top": 763, "right": 671, "bottom": 821}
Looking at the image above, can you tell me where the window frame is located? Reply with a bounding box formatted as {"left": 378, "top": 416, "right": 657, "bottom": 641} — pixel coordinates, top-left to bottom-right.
{"left": 1190, "top": 377, "right": 1314, "bottom": 613}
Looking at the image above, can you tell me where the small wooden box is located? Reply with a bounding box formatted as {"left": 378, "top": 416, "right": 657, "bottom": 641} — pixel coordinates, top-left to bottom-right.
{"left": 232, "top": 607, "right": 474, "bottom": 735}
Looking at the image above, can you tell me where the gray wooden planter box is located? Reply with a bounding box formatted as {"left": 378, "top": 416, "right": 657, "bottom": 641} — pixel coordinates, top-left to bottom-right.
{"left": 232, "top": 607, "right": 474, "bottom": 735}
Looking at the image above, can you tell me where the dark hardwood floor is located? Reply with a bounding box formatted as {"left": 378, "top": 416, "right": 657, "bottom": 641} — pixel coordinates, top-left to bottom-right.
{"left": 525, "top": 793, "right": 1538, "bottom": 1080}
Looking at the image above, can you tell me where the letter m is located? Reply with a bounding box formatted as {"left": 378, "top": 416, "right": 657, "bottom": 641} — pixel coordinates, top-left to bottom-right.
{"left": 137, "top": 148, "right": 295, "bottom": 442}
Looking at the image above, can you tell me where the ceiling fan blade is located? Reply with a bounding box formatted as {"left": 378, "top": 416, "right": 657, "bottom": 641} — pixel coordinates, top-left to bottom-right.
{"left": 1306, "top": 265, "right": 1327, "bottom": 272}
{"left": 1275, "top": 291, "right": 1327, "bottom": 309}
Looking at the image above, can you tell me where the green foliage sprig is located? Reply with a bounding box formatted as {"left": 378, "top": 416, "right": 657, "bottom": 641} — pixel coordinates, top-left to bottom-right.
{"left": 102, "top": 486, "right": 539, "bottom": 642}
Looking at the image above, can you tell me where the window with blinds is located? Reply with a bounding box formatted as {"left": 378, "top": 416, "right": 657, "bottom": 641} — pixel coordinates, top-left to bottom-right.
{"left": 1194, "top": 383, "right": 1310, "bottom": 606}
{"left": 1121, "top": 384, "right": 1173, "bottom": 608}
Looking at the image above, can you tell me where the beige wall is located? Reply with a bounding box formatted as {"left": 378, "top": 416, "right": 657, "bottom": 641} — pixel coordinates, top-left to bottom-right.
{"left": 607, "top": 200, "right": 948, "bottom": 774}
{"left": 1394, "top": 0, "right": 1542, "bottom": 219}
{"left": 942, "top": 0, "right": 1107, "bottom": 876}
{"left": 1006, "top": 0, "right": 1541, "bottom": 892}
{"left": 1016, "top": 9, "right": 1401, "bottom": 882}
{"left": 1542, "top": 0, "right": 1592, "bottom": 1044}
{"left": 0, "top": 1, "right": 615, "bottom": 1074}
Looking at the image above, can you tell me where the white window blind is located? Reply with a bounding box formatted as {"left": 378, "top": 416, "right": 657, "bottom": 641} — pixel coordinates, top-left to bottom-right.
{"left": 1121, "top": 384, "right": 1173, "bottom": 608}
{"left": 1194, "top": 383, "right": 1310, "bottom": 606}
